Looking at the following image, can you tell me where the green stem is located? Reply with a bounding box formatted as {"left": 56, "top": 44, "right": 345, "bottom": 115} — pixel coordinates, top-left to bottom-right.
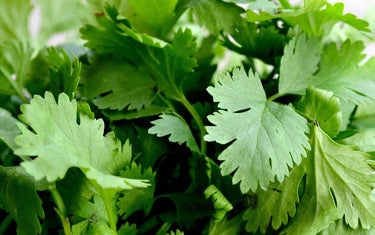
{"left": 180, "top": 95, "right": 207, "bottom": 155}
{"left": 0, "top": 214, "right": 13, "bottom": 235}
{"left": 279, "top": 0, "right": 292, "bottom": 9}
{"left": 101, "top": 191, "right": 117, "bottom": 231}
{"left": 0, "top": 67, "right": 28, "bottom": 103}
{"left": 267, "top": 92, "right": 285, "bottom": 101}
{"left": 50, "top": 185, "right": 72, "bottom": 235}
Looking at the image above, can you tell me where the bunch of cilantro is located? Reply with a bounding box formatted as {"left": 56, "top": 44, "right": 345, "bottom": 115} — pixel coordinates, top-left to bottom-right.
{"left": 1, "top": 0, "right": 375, "bottom": 234}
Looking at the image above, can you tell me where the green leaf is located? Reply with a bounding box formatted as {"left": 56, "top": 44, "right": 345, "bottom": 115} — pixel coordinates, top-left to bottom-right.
{"left": 207, "top": 214, "right": 243, "bottom": 235}
{"left": 284, "top": 126, "right": 375, "bottom": 234}
{"left": 205, "top": 67, "right": 309, "bottom": 193}
{"left": 81, "top": 56, "right": 156, "bottom": 111}
{"left": 247, "top": 3, "right": 370, "bottom": 36}
{"left": 204, "top": 184, "right": 233, "bottom": 222}
{"left": 0, "top": 0, "right": 32, "bottom": 43}
{"left": 14, "top": 92, "right": 149, "bottom": 190}
{"left": 310, "top": 41, "right": 375, "bottom": 104}
{"left": 188, "top": 0, "right": 244, "bottom": 35}
{"left": 243, "top": 158, "right": 305, "bottom": 233}
{"left": 149, "top": 113, "right": 200, "bottom": 153}
{"left": 0, "top": 166, "right": 44, "bottom": 235}
{"left": 118, "top": 222, "right": 138, "bottom": 235}
{"left": 297, "top": 87, "right": 342, "bottom": 138}
{"left": 117, "top": 163, "right": 155, "bottom": 219}
{"left": 45, "top": 48, "right": 81, "bottom": 100}
{"left": 319, "top": 219, "right": 375, "bottom": 235}
{"left": 127, "top": 0, "right": 178, "bottom": 29}
{"left": 340, "top": 128, "right": 375, "bottom": 152}
{"left": 0, "top": 108, "right": 22, "bottom": 150}
{"left": 278, "top": 33, "right": 321, "bottom": 96}
{"left": 76, "top": 195, "right": 108, "bottom": 221}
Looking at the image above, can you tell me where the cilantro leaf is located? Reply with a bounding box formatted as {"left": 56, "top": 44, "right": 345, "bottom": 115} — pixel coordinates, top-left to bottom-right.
{"left": 118, "top": 222, "right": 138, "bottom": 235}
{"left": 14, "top": 92, "right": 149, "bottom": 190}
{"left": 81, "top": 55, "right": 156, "bottom": 111}
{"left": 278, "top": 33, "right": 321, "bottom": 96}
{"left": 297, "top": 87, "right": 342, "bottom": 138}
{"left": 188, "top": 0, "right": 244, "bottom": 35}
{"left": 0, "top": 0, "right": 32, "bottom": 43}
{"left": 340, "top": 129, "right": 375, "bottom": 153}
{"left": 117, "top": 163, "right": 155, "bottom": 219}
{"left": 0, "top": 108, "right": 22, "bottom": 150}
{"left": 243, "top": 158, "right": 305, "bottom": 233}
{"left": 149, "top": 113, "right": 200, "bottom": 153}
{"left": 205, "top": 67, "right": 309, "bottom": 193}
{"left": 45, "top": 48, "right": 81, "bottom": 100}
{"left": 204, "top": 184, "right": 233, "bottom": 222}
{"left": 284, "top": 126, "right": 375, "bottom": 234}
{"left": 0, "top": 166, "right": 44, "bottom": 235}
{"left": 319, "top": 219, "right": 375, "bottom": 235}
{"left": 207, "top": 214, "right": 243, "bottom": 235}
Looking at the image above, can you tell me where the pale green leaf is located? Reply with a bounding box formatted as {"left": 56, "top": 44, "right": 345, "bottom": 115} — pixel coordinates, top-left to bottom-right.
{"left": 205, "top": 67, "right": 309, "bottom": 193}
{"left": 0, "top": 108, "right": 22, "bottom": 150}
{"left": 243, "top": 158, "right": 305, "bottom": 233}
{"left": 204, "top": 184, "right": 233, "bottom": 222}
{"left": 319, "top": 219, "right": 375, "bottom": 235}
{"left": 14, "top": 92, "right": 149, "bottom": 190}
{"left": 208, "top": 214, "right": 242, "bottom": 235}
{"left": 284, "top": 126, "right": 375, "bottom": 234}
{"left": 149, "top": 113, "right": 200, "bottom": 153}
{"left": 340, "top": 129, "right": 375, "bottom": 152}
{"left": 297, "top": 87, "right": 342, "bottom": 137}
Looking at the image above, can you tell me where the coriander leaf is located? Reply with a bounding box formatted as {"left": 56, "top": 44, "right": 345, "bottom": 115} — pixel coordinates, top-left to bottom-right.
{"left": 168, "top": 229, "right": 184, "bottom": 235}
{"left": 81, "top": 55, "right": 156, "bottom": 111}
{"left": 0, "top": 40, "right": 34, "bottom": 98}
{"left": 284, "top": 126, "right": 375, "bottom": 234}
{"left": 205, "top": 67, "right": 309, "bottom": 193}
{"left": 117, "top": 163, "right": 155, "bottom": 219}
{"left": 14, "top": 92, "right": 149, "bottom": 190}
{"left": 188, "top": 0, "right": 244, "bottom": 35}
{"left": 0, "top": 0, "right": 32, "bottom": 43}
{"left": 278, "top": 33, "right": 321, "bottom": 96}
{"left": 223, "top": 21, "right": 285, "bottom": 65}
{"left": 247, "top": 3, "right": 370, "bottom": 36}
{"left": 340, "top": 129, "right": 375, "bottom": 152}
{"left": 243, "top": 158, "right": 305, "bottom": 233}
{"left": 127, "top": 0, "right": 178, "bottom": 30}
{"left": 45, "top": 47, "right": 81, "bottom": 100}
{"left": 0, "top": 166, "right": 44, "bottom": 235}
{"left": 297, "top": 87, "right": 342, "bottom": 138}
{"left": 0, "top": 108, "right": 22, "bottom": 150}
{"left": 207, "top": 214, "right": 243, "bottom": 235}
{"left": 76, "top": 195, "right": 108, "bottom": 222}
{"left": 310, "top": 41, "right": 375, "bottom": 104}
{"left": 319, "top": 219, "right": 375, "bottom": 235}
{"left": 149, "top": 113, "right": 200, "bottom": 153}
{"left": 118, "top": 222, "right": 138, "bottom": 235}
{"left": 204, "top": 184, "right": 233, "bottom": 222}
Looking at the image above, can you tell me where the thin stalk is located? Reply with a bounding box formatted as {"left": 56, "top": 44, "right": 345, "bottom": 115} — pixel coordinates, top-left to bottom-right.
{"left": 0, "top": 67, "right": 28, "bottom": 103}
{"left": 180, "top": 95, "right": 207, "bottom": 155}
{"left": 279, "top": 0, "right": 292, "bottom": 9}
{"left": 0, "top": 214, "right": 13, "bottom": 235}
{"left": 50, "top": 185, "right": 72, "bottom": 235}
{"left": 101, "top": 191, "right": 117, "bottom": 231}
{"left": 267, "top": 92, "right": 284, "bottom": 102}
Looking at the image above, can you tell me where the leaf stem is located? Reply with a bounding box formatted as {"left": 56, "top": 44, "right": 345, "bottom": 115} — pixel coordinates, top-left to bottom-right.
{"left": 267, "top": 92, "right": 284, "bottom": 101}
{"left": 0, "top": 67, "right": 28, "bottom": 103}
{"left": 180, "top": 95, "right": 207, "bottom": 155}
{"left": 279, "top": 0, "right": 292, "bottom": 9}
{"left": 100, "top": 190, "right": 117, "bottom": 231}
{"left": 50, "top": 185, "right": 72, "bottom": 235}
{"left": 0, "top": 214, "right": 13, "bottom": 234}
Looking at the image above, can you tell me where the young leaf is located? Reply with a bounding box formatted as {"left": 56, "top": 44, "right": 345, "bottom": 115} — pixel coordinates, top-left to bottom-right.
{"left": 149, "top": 113, "right": 200, "bottom": 153}
{"left": 204, "top": 184, "right": 233, "bottom": 222}
{"left": 278, "top": 33, "right": 321, "bottom": 96}
{"left": 188, "top": 0, "right": 244, "bottom": 35}
{"left": 297, "top": 87, "right": 342, "bottom": 138}
{"left": 118, "top": 222, "right": 138, "bottom": 235}
{"left": 0, "top": 108, "right": 22, "bottom": 150}
{"left": 284, "top": 126, "right": 375, "bottom": 234}
{"left": 205, "top": 67, "right": 309, "bottom": 193}
{"left": 14, "top": 92, "right": 149, "bottom": 190}
{"left": 0, "top": 166, "right": 44, "bottom": 235}
{"left": 81, "top": 56, "right": 156, "bottom": 111}
{"left": 117, "top": 163, "right": 155, "bottom": 219}
{"left": 243, "top": 158, "right": 306, "bottom": 233}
